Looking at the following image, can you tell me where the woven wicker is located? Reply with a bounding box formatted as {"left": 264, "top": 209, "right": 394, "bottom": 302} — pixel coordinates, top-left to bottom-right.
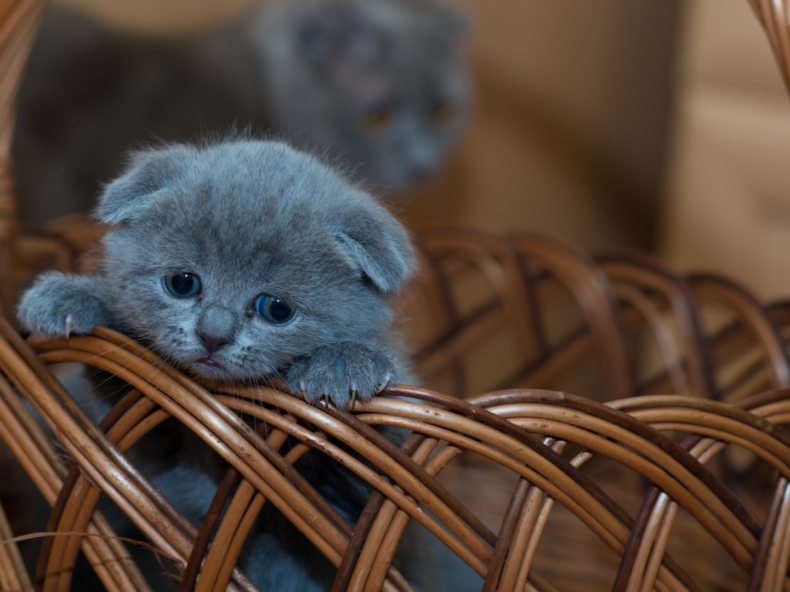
{"left": 2, "top": 0, "right": 790, "bottom": 591}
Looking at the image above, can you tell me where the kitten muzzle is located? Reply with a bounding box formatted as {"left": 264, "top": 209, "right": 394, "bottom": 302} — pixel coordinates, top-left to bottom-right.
{"left": 196, "top": 332, "right": 230, "bottom": 369}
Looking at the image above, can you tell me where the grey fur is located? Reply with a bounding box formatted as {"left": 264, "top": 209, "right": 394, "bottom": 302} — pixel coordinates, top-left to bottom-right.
{"left": 17, "top": 272, "right": 113, "bottom": 335}
{"left": 13, "top": 0, "right": 472, "bottom": 225}
{"left": 17, "top": 139, "right": 414, "bottom": 405}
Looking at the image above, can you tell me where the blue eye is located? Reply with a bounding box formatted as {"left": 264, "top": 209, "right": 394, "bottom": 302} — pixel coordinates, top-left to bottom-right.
{"left": 164, "top": 273, "right": 201, "bottom": 298}
{"left": 255, "top": 294, "right": 295, "bottom": 324}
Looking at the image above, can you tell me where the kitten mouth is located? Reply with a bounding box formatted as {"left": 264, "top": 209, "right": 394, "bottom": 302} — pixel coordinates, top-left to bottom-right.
{"left": 198, "top": 356, "right": 221, "bottom": 368}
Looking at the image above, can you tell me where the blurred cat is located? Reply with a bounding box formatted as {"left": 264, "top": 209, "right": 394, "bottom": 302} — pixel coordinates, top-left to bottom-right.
{"left": 16, "top": 139, "right": 484, "bottom": 591}
{"left": 13, "top": 0, "right": 472, "bottom": 225}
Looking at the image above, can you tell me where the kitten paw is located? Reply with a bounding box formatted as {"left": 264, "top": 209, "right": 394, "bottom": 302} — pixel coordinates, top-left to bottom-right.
{"left": 17, "top": 272, "right": 112, "bottom": 336}
{"left": 286, "top": 342, "right": 397, "bottom": 407}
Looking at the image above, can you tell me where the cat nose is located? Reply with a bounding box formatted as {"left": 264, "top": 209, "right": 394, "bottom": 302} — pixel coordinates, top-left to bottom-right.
{"left": 408, "top": 163, "right": 432, "bottom": 184}
{"left": 199, "top": 332, "right": 229, "bottom": 354}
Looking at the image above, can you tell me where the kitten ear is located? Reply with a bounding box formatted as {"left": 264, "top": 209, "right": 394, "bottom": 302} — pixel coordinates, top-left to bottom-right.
{"left": 96, "top": 145, "right": 192, "bottom": 225}
{"left": 333, "top": 195, "right": 414, "bottom": 294}
{"left": 293, "top": 2, "right": 380, "bottom": 65}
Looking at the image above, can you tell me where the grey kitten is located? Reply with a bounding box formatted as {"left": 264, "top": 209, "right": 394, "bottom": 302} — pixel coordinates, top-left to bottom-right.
{"left": 17, "top": 139, "right": 413, "bottom": 405}
{"left": 15, "top": 140, "right": 483, "bottom": 591}
{"left": 13, "top": 0, "right": 471, "bottom": 225}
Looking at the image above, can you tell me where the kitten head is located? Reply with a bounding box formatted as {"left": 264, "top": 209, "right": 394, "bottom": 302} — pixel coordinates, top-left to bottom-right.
{"left": 251, "top": 0, "right": 472, "bottom": 193}
{"left": 97, "top": 140, "right": 413, "bottom": 382}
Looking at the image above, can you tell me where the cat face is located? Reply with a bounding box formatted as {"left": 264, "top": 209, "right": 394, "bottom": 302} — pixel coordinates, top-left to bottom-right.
{"left": 255, "top": 0, "right": 472, "bottom": 192}
{"left": 98, "top": 141, "right": 413, "bottom": 382}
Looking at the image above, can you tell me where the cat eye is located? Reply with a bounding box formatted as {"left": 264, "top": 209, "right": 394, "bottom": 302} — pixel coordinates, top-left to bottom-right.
{"left": 164, "top": 273, "right": 202, "bottom": 298}
{"left": 429, "top": 99, "right": 456, "bottom": 126}
{"left": 255, "top": 294, "right": 295, "bottom": 324}
{"left": 357, "top": 101, "right": 394, "bottom": 134}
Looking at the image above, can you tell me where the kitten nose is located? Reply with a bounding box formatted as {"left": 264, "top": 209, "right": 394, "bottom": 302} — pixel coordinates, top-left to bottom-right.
{"left": 199, "top": 332, "right": 229, "bottom": 354}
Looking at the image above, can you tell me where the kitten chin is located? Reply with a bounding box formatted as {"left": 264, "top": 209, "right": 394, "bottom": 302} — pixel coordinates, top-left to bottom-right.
{"left": 178, "top": 356, "right": 276, "bottom": 383}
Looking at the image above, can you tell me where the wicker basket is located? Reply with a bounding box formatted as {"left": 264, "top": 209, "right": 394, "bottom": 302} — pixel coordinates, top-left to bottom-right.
{"left": 2, "top": 1, "right": 790, "bottom": 591}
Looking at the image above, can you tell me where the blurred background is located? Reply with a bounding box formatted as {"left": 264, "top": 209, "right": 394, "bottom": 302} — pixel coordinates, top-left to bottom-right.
{"left": 45, "top": 0, "right": 790, "bottom": 302}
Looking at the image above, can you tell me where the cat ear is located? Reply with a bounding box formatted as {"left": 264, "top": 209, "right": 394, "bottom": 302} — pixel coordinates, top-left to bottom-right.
{"left": 96, "top": 145, "right": 192, "bottom": 225}
{"left": 333, "top": 195, "right": 414, "bottom": 294}
{"left": 431, "top": 4, "right": 470, "bottom": 42}
{"left": 293, "top": 2, "right": 380, "bottom": 65}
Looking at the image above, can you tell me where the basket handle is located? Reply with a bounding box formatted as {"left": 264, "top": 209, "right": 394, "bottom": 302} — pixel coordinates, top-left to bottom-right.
{"left": 749, "top": 0, "right": 790, "bottom": 94}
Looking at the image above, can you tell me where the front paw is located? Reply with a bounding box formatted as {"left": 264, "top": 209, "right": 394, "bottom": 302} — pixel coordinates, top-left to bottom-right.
{"left": 16, "top": 272, "right": 112, "bottom": 336}
{"left": 286, "top": 342, "right": 397, "bottom": 407}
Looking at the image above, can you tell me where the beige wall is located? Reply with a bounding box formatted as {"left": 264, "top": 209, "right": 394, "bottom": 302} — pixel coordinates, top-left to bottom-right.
{"left": 661, "top": 0, "right": 790, "bottom": 300}
{"left": 50, "top": 0, "right": 681, "bottom": 252}
{"left": 406, "top": 1, "right": 681, "bottom": 251}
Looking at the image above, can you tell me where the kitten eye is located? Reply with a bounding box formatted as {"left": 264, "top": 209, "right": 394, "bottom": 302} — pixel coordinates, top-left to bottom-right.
{"left": 429, "top": 99, "right": 456, "bottom": 126}
{"left": 255, "top": 294, "right": 295, "bottom": 324}
{"left": 357, "top": 100, "right": 394, "bottom": 134}
{"left": 164, "top": 273, "right": 201, "bottom": 298}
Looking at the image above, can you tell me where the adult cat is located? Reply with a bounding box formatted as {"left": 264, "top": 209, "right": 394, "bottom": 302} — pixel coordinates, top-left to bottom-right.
{"left": 13, "top": 0, "right": 472, "bottom": 225}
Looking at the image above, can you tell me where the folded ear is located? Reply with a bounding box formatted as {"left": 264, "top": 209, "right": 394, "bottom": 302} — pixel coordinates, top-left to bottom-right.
{"left": 96, "top": 144, "right": 194, "bottom": 225}
{"left": 292, "top": 1, "right": 381, "bottom": 66}
{"left": 333, "top": 193, "right": 414, "bottom": 295}
{"left": 427, "top": 1, "right": 470, "bottom": 42}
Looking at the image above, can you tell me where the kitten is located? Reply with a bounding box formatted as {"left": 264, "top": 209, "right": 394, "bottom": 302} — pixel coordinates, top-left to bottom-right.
{"left": 17, "top": 139, "right": 413, "bottom": 404}
{"left": 16, "top": 140, "right": 474, "bottom": 590}
{"left": 13, "top": 0, "right": 472, "bottom": 226}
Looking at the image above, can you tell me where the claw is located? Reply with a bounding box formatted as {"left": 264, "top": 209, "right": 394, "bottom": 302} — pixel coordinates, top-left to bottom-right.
{"left": 350, "top": 389, "right": 357, "bottom": 409}
{"left": 376, "top": 372, "right": 392, "bottom": 394}
{"left": 299, "top": 379, "right": 306, "bottom": 394}
{"left": 64, "top": 314, "right": 74, "bottom": 339}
